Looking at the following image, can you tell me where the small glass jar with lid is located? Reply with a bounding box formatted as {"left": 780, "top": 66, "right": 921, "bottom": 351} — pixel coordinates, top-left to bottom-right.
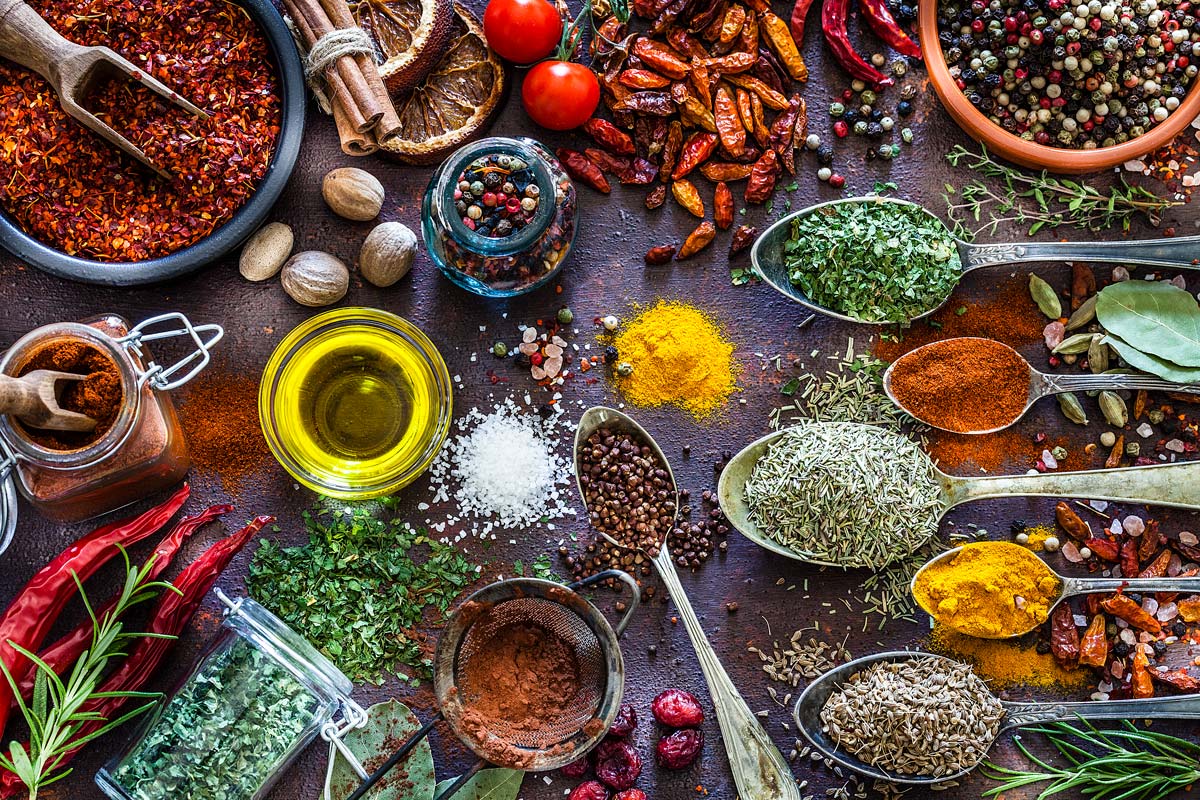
{"left": 423, "top": 136, "right": 577, "bottom": 297}
{"left": 96, "top": 590, "right": 367, "bottom": 800}
{"left": 0, "top": 312, "right": 222, "bottom": 554}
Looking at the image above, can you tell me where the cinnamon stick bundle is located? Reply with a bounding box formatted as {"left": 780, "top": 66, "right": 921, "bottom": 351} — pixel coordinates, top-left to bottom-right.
{"left": 281, "top": 0, "right": 401, "bottom": 155}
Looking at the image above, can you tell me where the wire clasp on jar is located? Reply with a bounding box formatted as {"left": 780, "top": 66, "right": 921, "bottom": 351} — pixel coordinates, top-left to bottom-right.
{"left": 117, "top": 312, "right": 224, "bottom": 391}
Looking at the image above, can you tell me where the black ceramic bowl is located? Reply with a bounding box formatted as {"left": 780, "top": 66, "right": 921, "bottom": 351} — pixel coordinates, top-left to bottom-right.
{"left": 0, "top": 0, "right": 306, "bottom": 286}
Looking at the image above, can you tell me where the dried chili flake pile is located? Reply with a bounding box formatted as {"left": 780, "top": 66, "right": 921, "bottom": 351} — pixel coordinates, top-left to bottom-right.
{"left": 0, "top": 0, "right": 281, "bottom": 262}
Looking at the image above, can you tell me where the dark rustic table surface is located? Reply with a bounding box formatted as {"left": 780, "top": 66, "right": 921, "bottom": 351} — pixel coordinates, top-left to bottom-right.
{"left": 2, "top": 3, "right": 1199, "bottom": 797}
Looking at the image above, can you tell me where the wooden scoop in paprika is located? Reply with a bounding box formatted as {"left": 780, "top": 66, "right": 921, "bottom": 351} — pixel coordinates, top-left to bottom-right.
{"left": 0, "top": 371, "right": 97, "bottom": 432}
{"left": 0, "top": 0, "right": 209, "bottom": 179}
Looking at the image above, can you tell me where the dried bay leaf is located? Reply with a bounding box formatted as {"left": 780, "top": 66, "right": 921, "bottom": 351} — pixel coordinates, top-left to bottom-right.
{"left": 434, "top": 768, "right": 524, "bottom": 800}
{"left": 1104, "top": 332, "right": 1200, "bottom": 383}
{"left": 326, "top": 700, "right": 435, "bottom": 800}
{"left": 1096, "top": 281, "right": 1200, "bottom": 367}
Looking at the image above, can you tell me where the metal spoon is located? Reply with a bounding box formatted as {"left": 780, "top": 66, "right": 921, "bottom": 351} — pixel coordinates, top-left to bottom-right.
{"left": 573, "top": 406, "right": 801, "bottom": 800}
{"left": 750, "top": 196, "right": 1200, "bottom": 325}
{"left": 0, "top": 371, "right": 97, "bottom": 432}
{"left": 881, "top": 337, "right": 1199, "bottom": 434}
{"left": 793, "top": 651, "right": 1200, "bottom": 785}
{"left": 717, "top": 423, "right": 1200, "bottom": 568}
{"left": 911, "top": 544, "right": 1200, "bottom": 638}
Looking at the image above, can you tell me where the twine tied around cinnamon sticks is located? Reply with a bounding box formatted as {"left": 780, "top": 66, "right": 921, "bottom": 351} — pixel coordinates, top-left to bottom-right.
{"left": 281, "top": 0, "right": 400, "bottom": 155}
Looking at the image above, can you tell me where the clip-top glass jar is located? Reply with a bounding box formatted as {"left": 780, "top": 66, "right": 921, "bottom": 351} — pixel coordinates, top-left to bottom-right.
{"left": 423, "top": 136, "right": 577, "bottom": 297}
{"left": 97, "top": 590, "right": 367, "bottom": 800}
{"left": 0, "top": 312, "right": 222, "bottom": 554}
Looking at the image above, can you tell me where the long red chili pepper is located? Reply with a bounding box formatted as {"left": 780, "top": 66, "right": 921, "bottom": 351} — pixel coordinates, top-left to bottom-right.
{"left": 15, "top": 504, "right": 233, "bottom": 703}
{"left": 0, "top": 484, "right": 190, "bottom": 739}
{"left": 821, "top": 0, "right": 894, "bottom": 86}
{"left": 856, "top": 0, "right": 922, "bottom": 58}
{"left": 790, "top": 0, "right": 817, "bottom": 43}
{"left": 0, "top": 514, "right": 272, "bottom": 798}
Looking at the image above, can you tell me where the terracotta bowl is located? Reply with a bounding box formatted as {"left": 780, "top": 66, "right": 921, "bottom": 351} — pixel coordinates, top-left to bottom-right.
{"left": 918, "top": 0, "right": 1200, "bottom": 173}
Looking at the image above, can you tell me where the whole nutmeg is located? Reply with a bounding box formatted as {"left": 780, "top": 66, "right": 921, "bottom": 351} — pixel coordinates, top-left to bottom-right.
{"left": 359, "top": 222, "right": 417, "bottom": 287}
{"left": 322, "top": 167, "right": 384, "bottom": 221}
{"left": 239, "top": 222, "right": 293, "bottom": 281}
{"left": 281, "top": 251, "right": 349, "bottom": 307}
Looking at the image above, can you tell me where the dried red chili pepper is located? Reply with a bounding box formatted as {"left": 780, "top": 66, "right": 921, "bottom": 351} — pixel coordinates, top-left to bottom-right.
{"left": 1152, "top": 668, "right": 1200, "bottom": 692}
{"left": 689, "top": 57, "right": 714, "bottom": 107}
{"left": 699, "top": 3, "right": 728, "bottom": 41}
{"left": 725, "top": 73, "right": 788, "bottom": 109}
{"left": 790, "top": 0, "right": 817, "bottom": 41}
{"left": 646, "top": 184, "right": 669, "bottom": 209}
{"left": 1105, "top": 434, "right": 1125, "bottom": 468}
{"left": 745, "top": 148, "right": 778, "bottom": 203}
{"left": 18, "top": 503, "right": 231, "bottom": 700}
{"left": 679, "top": 96, "right": 718, "bottom": 131}
{"left": 1100, "top": 593, "right": 1162, "bottom": 633}
{"left": 857, "top": 0, "right": 922, "bottom": 58}
{"left": 754, "top": 48, "right": 788, "bottom": 93}
{"left": 672, "top": 180, "right": 706, "bottom": 216}
{"left": 677, "top": 221, "right": 717, "bottom": 259}
{"left": 1138, "top": 549, "right": 1172, "bottom": 579}
{"left": 557, "top": 148, "right": 612, "bottom": 193}
{"left": 1131, "top": 647, "right": 1154, "bottom": 698}
{"left": 729, "top": 224, "right": 758, "bottom": 255}
{"left": 770, "top": 94, "right": 803, "bottom": 174}
{"left": 618, "top": 91, "right": 677, "bottom": 115}
{"left": 714, "top": 87, "right": 747, "bottom": 158}
{"left": 760, "top": 11, "right": 808, "bottom": 80}
{"left": 661, "top": 121, "right": 684, "bottom": 182}
{"left": 645, "top": 244, "right": 676, "bottom": 265}
{"left": 666, "top": 26, "right": 708, "bottom": 57}
{"left": 633, "top": 38, "right": 690, "bottom": 78}
{"left": 1140, "top": 519, "right": 1163, "bottom": 562}
{"left": 1078, "top": 615, "right": 1108, "bottom": 668}
{"left": 749, "top": 93, "right": 772, "bottom": 148}
{"left": 619, "top": 68, "right": 672, "bottom": 90}
{"left": 672, "top": 132, "right": 719, "bottom": 180}
{"left": 737, "top": 10, "right": 759, "bottom": 53}
{"left": 0, "top": 514, "right": 275, "bottom": 794}
{"left": 742, "top": 0, "right": 768, "bottom": 11}
{"left": 690, "top": 0, "right": 727, "bottom": 35}
{"left": 585, "top": 118, "right": 638, "bottom": 155}
{"left": 793, "top": 96, "right": 809, "bottom": 143}
{"left": 584, "top": 148, "right": 634, "bottom": 180}
{"left": 1120, "top": 538, "right": 1140, "bottom": 580}
{"left": 1180, "top": 595, "right": 1200, "bottom": 621}
{"left": 624, "top": 157, "right": 660, "bottom": 184}
{"left": 651, "top": 0, "right": 690, "bottom": 33}
{"left": 713, "top": 182, "right": 734, "bottom": 229}
{"left": 822, "top": 0, "right": 894, "bottom": 86}
{"left": 701, "top": 161, "right": 754, "bottom": 181}
{"left": 718, "top": 3, "right": 746, "bottom": 44}
{"left": 1070, "top": 261, "right": 1096, "bottom": 310}
{"left": 1049, "top": 603, "right": 1080, "bottom": 669}
{"left": 703, "top": 51, "right": 757, "bottom": 74}
{"left": 1055, "top": 502, "right": 1092, "bottom": 542}
{"left": 0, "top": 485, "right": 190, "bottom": 735}
{"left": 1083, "top": 537, "right": 1119, "bottom": 563}
{"left": 734, "top": 89, "right": 755, "bottom": 133}
{"left": 592, "top": 15, "right": 628, "bottom": 57}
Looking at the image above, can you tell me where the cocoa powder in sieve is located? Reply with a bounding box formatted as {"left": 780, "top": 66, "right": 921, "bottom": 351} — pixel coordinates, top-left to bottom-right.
{"left": 461, "top": 620, "right": 582, "bottom": 729}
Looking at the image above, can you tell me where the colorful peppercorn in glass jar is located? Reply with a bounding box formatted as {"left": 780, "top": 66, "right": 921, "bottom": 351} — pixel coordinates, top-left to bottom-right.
{"left": 0, "top": 313, "right": 222, "bottom": 552}
{"left": 96, "top": 590, "right": 367, "bottom": 800}
{"left": 423, "top": 137, "right": 577, "bottom": 297}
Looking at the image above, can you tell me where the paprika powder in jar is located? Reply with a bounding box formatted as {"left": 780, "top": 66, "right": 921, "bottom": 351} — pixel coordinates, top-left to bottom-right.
{"left": 0, "top": 313, "right": 222, "bottom": 547}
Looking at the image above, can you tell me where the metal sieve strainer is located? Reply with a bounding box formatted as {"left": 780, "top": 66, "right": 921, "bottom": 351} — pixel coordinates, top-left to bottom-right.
{"left": 342, "top": 570, "right": 639, "bottom": 800}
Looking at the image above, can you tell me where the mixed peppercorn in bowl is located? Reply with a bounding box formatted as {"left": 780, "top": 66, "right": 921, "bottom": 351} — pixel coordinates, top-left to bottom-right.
{"left": 919, "top": 0, "right": 1200, "bottom": 172}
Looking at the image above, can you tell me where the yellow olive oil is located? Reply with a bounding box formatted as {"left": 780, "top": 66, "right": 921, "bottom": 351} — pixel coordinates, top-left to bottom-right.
{"left": 261, "top": 309, "right": 451, "bottom": 497}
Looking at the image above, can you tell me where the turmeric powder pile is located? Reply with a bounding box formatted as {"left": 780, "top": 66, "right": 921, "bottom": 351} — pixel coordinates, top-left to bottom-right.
{"left": 912, "top": 541, "right": 1061, "bottom": 639}
{"left": 926, "top": 627, "right": 1091, "bottom": 692}
{"left": 610, "top": 301, "right": 737, "bottom": 419}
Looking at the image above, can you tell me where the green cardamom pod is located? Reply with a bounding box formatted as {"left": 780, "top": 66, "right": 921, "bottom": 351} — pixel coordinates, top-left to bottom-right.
{"left": 1064, "top": 294, "right": 1098, "bottom": 331}
{"left": 1029, "top": 274, "right": 1062, "bottom": 320}
{"left": 1098, "top": 391, "right": 1128, "bottom": 427}
{"left": 1052, "top": 333, "right": 1094, "bottom": 355}
{"left": 1057, "top": 392, "right": 1088, "bottom": 425}
{"left": 1088, "top": 334, "right": 1109, "bottom": 374}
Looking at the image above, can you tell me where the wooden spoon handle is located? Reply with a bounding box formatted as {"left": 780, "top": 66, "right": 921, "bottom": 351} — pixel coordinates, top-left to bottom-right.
{"left": 0, "top": 0, "right": 83, "bottom": 83}
{"left": 0, "top": 373, "right": 47, "bottom": 422}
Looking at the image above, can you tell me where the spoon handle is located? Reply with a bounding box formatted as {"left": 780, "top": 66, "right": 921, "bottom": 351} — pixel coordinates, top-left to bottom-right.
{"left": 943, "top": 461, "right": 1200, "bottom": 510}
{"left": 1063, "top": 575, "right": 1200, "bottom": 595}
{"left": 961, "top": 234, "right": 1200, "bottom": 271}
{"left": 1041, "top": 373, "right": 1200, "bottom": 395}
{"left": 652, "top": 549, "right": 800, "bottom": 800}
{"left": 1001, "top": 694, "right": 1200, "bottom": 730}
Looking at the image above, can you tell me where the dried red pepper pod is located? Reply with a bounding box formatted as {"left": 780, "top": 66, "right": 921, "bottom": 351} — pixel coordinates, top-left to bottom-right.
{"left": 856, "top": 0, "right": 921, "bottom": 59}
{"left": 0, "top": 484, "right": 190, "bottom": 735}
{"left": 1100, "top": 593, "right": 1162, "bottom": 633}
{"left": 714, "top": 87, "right": 747, "bottom": 158}
{"left": 557, "top": 148, "right": 612, "bottom": 193}
{"left": 713, "top": 182, "right": 734, "bottom": 229}
{"left": 1082, "top": 536, "right": 1119, "bottom": 563}
{"left": 744, "top": 148, "right": 778, "bottom": 203}
{"left": 632, "top": 38, "right": 689, "bottom": 78}
{"left": 645, "top": 184, "right": 668, "bottom": 209}
{"left": 729, "top": 225, "right": 759, "bottom": 255}
{"left": 671, "top": 132, "right": 719, "bottom": 180}
{"left": 1138, "top": 549, "right": 1172, "bottom": 579}
{"left": 1078, "top": 615, "right": 1107, "bottom": 668}
{"left": 660, "top": 121, "right": 683, "bottom": 182}
{"left": 821, "top": 0, "right": 894, "bottom": 87}
{"left": 790, "top": 0, "right": 817, "bottom": 41}
{"left": 700, "top": 161, "right": 754, "bottom": 181}
{"left": 677, "top": 221, "right": 717, "bottom": 259}
{"left": 1119, "top": 538, "right": 1140, "bottom": 581}
{"left": 1049, "top": 603, "right": 1079, "bottom": 669}
{"left": 584, "top": 118, "right": 637, "bottom": 155}
{"left": 645, "top": 244, "right": 676, "bottom": 265}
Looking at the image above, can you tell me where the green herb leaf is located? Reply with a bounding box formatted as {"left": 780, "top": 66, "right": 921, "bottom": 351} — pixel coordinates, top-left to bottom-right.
{"left": 779, "top": 377, "right": 801, "bottom": 396}
{"left": 434, "top": 768, "right": 524, "bottom": 800}
{"left": 1096, "top": 281, "right": 1200, "bottom": 367}
{"left": 1103, "top": 332, "right": 1200, "bottom": 383}
{"left": 326, "top": 701, "right": 436, "bottom": 800}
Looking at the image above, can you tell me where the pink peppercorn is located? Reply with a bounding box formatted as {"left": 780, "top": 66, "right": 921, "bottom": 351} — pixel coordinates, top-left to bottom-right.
{"left": 833, "top": 120, "right": 849, "bottom": 137}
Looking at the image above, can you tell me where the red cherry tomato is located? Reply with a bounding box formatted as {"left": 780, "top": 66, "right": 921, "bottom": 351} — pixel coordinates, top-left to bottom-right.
{"left": 483, "top": 0, "right": 563, "bottom": 64}
{"left": 522, "top": 61, "right": 600, "bottom": 131}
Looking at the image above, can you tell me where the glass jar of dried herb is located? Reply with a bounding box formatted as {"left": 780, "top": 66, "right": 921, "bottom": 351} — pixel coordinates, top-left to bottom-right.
{"left": 0, "top": 313, "right": 222, "bottom": 550}
{"left": 96, "top": 591, "right": 367, "bottom": 800}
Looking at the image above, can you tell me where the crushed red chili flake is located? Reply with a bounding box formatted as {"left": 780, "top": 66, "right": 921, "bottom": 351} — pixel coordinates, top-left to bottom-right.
{"left": 0, "top": 0, "right": 281, "bottom": 262}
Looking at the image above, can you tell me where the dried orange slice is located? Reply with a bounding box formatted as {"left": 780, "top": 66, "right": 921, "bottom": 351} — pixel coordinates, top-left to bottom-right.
{"left": 351, "top": 0, "right": 454, "bottom": 92}
{"left": 380, "top": 5, "right": 507, "bottom": 165}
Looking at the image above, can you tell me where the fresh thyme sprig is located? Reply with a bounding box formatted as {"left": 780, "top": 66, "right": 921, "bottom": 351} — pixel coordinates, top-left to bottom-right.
{"left": 0, "top": 551, "right": 178, "bottom": 799}
{"left": 981, "top": 719, "right": 1200, "bottom": 800}
{"left": 943, "top": 145, "right": 1183, "bottom": 239}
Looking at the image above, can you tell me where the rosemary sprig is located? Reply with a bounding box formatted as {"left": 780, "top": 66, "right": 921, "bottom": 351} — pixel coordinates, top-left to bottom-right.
{"left": 0, "top": 551, "right": 178, "bottom": 799}
{"left": 943, "top": 145, "right": 1183, "bottom": 239}
{"left": 981, "top": 719, "right": 1200, "bottom": 800}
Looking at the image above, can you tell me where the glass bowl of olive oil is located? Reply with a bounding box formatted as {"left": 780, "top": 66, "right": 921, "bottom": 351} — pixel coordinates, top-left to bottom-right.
{"left": 259, "top": 308, "right": 452, "bottom": 498}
